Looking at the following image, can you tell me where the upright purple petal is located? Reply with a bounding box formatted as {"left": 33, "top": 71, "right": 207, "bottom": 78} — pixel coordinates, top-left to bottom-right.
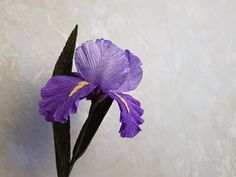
{"left": 75, "top": 39, "right": 129, "bottom": 91}
{"left": 39, "top": 76, "right": 96, "bottom": 123}
{"left": 114, "top": 50, "right": 143, "bottom": 92}
{"left": 107, "top": 92, "right": 144, "bottom": 138}
{"left": 75, "top": 40, "right": 102, "bottom": 83}
{"left": 95, "top": 39, "right": 129, "bottom": 91}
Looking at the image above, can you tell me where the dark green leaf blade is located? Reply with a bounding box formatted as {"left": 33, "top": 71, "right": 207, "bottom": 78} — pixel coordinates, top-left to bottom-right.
{"left": 52, "top": 25, "right": 78, "bottom": 177}
{"left": 53, "top": 122, "right": 70, "bottom": 177}
{"left": 53, "top": 25, "right": 78, "bottom": 77}
{"left": 69, "top": 96, "right": 113, "bottom": 174}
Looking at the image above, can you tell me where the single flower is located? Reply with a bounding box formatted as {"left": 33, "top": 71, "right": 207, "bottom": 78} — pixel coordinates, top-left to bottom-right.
{"left": 39, "top": 39, "right": 144, "bottom": 138}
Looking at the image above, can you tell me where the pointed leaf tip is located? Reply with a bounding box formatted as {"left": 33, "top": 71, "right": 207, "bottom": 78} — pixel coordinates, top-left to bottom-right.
{"left": 53, "top": 25, "right": 78, "bottom": 76}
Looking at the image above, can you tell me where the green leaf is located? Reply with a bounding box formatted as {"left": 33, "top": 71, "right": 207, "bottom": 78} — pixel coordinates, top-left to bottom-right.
{"left": 53, "top": 25, "right": 78, "bottom": 77}
{"left": 52, "top": 25, "right": 78, "bottom": 177}
{"left": 53, "top": 122, "right": 70, "bottom": 177}
{"left": 69, "top": 96, "right": 113, "bottom": 175}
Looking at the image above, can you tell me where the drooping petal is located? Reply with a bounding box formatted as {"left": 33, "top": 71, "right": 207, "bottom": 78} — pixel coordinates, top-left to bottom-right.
{"left": 75, "top": 39, "right": 129, "bottom": 91}
{"left": 107, "top": 92, "right": 144, "bottom": 138}
{"left": 39, "top": 76, "right": 96, "bottom": 123}
{"left": 114, "top": 50, "right": 143, "bottom": 92}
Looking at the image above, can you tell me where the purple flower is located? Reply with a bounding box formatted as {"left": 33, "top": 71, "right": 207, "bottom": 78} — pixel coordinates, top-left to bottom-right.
{"left": 39, "top": 39, "right": 144, "bottom": 138}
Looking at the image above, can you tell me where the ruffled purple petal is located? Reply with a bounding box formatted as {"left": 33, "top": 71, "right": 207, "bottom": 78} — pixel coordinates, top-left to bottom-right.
{"left": 107, "top": 92, "right": 144, "bottom": 138}
{"left": 39, "top": 76, "right": 96, "bottom": 123}
{"left": 114, "top": 50, "right": 143, "bottom": 92}
{"left": 75, "top": 39, "right": 129, "bottom": 91}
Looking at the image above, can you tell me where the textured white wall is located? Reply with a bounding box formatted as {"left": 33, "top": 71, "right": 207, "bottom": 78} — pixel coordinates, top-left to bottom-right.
{"left": 0, "top": 0, "right": 236, "bottom": 177}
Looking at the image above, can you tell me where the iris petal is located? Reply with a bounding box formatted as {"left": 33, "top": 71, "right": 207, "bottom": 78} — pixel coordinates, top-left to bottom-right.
{"left": 107, "top": 92, "right": 144, "bottom": 138}
{"left": 75, "top": 39, "right": 129, "bottom": 91}
{"left": 39, "top": 76, "right": 96, "bottom": 123}
{"left": 75, "top": 40, "right": 101, "bottom": 82}
{"left": 114, "top": 50, "right": 143, "bottom": 92}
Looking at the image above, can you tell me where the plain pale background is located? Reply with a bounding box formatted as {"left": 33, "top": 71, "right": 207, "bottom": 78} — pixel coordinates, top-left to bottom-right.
{"left": 0, "top": 0, "right": 236, "bottom": 177}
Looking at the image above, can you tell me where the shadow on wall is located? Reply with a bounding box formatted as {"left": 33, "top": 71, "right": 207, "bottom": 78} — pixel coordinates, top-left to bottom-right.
{"left": 0, "top": 53, "right": 55, "bottom": 177}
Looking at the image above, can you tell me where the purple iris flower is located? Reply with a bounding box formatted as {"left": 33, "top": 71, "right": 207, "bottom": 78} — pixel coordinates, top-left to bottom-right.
{"left": 39, "top": 39, "right": 144, "bottom": 138}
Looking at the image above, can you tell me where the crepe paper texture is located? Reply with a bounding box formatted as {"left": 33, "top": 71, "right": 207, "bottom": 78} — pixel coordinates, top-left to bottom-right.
{"left": 38, "top": 25, "right": 144, "bottom": 177}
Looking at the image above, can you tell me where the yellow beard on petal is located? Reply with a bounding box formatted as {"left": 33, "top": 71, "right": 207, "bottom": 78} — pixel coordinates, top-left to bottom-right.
{"left": 69, "top": 81, "right": 90, "bottom": 97}
{"left": 113, "top": 92, "right": 130, "bottom": 113}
